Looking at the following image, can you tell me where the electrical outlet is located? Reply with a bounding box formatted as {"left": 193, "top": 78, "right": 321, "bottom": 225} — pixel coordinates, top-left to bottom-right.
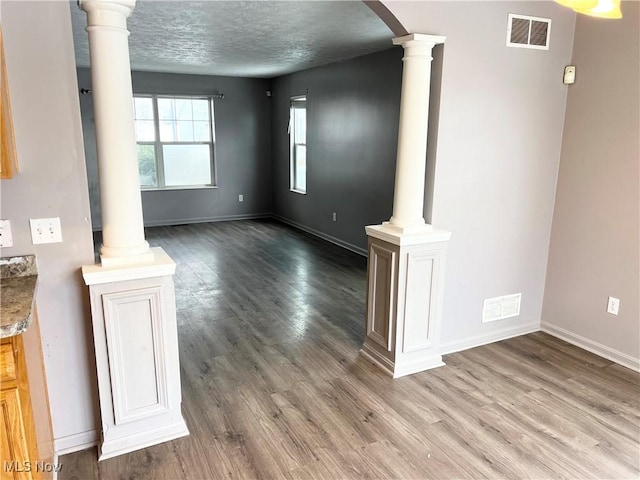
{"left": 0, "top": 220, "right": 13, "bottom": 248}
{"left": 30, "top": 217, "right": 63, "bottom": 245}
{"left": 607, "top": 296, "right": 620, "bottom": 315}
{"left": 239, "top": 194, "right": 244, "bottom": 202}
{"left": 332, "top": 212, "right": 337, "bottom": 222}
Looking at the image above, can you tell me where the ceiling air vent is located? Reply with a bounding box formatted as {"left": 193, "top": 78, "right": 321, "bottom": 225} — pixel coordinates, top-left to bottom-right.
{"left": 506, "top": 14, "right": 551, "bottom": 50}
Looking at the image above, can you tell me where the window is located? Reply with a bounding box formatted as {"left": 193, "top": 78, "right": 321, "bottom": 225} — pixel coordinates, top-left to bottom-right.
{"left": 133, "top": 95, "right": 216, "bottom": 189}
{"left": 289, "top": 96, "right": 307, "bottom": 194}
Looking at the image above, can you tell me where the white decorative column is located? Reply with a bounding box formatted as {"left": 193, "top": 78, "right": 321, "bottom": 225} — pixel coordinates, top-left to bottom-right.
{"left": 83, "top": 0, "right": 150, "bottom": 266}
{"left": 361, "top": 34, "right": 452, "bottom": 378}
{"left": 79, "top": 0, "right": 188, "bottom": 460}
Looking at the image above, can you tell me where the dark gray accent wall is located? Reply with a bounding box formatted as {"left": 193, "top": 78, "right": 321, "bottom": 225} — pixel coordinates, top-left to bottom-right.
{"left": 77, "top": 69, "right": 272, "bottom": 229}
{"left": 271, "top": 48, "right": 403, "bottom": 252}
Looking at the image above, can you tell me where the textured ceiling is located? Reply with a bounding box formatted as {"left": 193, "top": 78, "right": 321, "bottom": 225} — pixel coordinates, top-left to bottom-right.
{"left": 70, "top": 1, "right": 395, "bottom": 78}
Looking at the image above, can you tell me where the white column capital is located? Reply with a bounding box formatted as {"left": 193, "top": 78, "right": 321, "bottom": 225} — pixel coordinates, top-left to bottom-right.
{"left": 393, "top": 33, "right": 446, "bottom": 51}
{"left": 80, "top": 0, "right": 136, "bottom": 29}
{"left": 80, "top": 0, "right": 136, "bottom": 13}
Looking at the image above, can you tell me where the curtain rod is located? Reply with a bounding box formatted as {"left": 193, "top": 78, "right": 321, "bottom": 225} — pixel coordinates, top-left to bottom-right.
{"left": 79, "top": 89, "right": 225, "bottom": 99}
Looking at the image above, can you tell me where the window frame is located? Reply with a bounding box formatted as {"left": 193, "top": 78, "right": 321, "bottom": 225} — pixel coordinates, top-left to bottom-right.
{"left": 134, "top": 94, "right": 217, "bottom": 190}
{"left": 289, "top": 95, "right": 307, "bottom": 195}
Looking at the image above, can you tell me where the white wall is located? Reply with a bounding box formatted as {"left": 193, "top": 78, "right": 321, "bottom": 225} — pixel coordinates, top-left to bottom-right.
{"left": 1, "top": 1, "right": 98, "bottom": 451}
{"left": 542, "top": 2, "right": 639, "bottom": 370}
{"left": 382, "top": 1, "right": 576, "bottom": 352}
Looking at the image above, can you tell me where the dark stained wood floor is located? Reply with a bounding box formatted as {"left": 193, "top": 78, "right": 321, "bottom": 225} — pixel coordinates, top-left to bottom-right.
{"left": 63, "top": 220, "right": 640, "bottom": 480}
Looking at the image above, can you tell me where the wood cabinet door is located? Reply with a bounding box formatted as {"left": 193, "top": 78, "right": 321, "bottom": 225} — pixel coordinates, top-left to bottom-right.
{"left": 0, "top": 388, "right": 34, "bottom": 480}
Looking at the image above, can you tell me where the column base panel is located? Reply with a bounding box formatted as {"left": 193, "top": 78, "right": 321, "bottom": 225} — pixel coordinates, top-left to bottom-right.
{"left": 98, "top": 417, "right": 189, "bottom": 461}
{"left": 360, "top": 343, "right": 445, "bottom": 379}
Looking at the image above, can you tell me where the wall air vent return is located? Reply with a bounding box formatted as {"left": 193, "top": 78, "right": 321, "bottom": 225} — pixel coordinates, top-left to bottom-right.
{"left": 506, "top": 14, "right": 551, "bottom": 50}
{"left": 482, "top": 293, "right": 522, "bottom": 323}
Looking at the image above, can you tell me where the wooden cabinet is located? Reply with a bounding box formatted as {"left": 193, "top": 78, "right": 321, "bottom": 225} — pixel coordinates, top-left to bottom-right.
{"left": 1, "top": 26, "right": 18, "bottom": 179}
{"left": 0, "top": 335, "right": 39, "bottom": 480}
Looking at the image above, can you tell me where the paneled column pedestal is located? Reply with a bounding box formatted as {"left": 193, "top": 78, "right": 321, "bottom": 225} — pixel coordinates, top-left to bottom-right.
{"left": 82, "top": 248, "right": 189, "bottom": 460}
{"left": 361, "top": 225, "right": 451, "bottom": 378}
{"left": 361, "top": 33, "right": 449, "bottom": 378}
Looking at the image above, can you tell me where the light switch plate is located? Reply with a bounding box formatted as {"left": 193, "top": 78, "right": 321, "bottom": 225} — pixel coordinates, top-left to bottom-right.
{"left": 30, "top": 217, "right": 63, "bottom": 244}
{"left": 0, "top": 219, "right": 13, "bottom": 248}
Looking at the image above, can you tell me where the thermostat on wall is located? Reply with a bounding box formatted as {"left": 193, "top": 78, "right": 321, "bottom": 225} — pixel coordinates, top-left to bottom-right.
{"left": 563, "top": 65, "right": 576, "bottom": 85}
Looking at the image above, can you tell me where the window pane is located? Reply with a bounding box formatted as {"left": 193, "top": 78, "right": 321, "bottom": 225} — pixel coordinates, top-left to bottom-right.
{"left": 175, "top": 99, "right": 192, "bottom": 121}
{"left": 137, "top": 144, "right": 157, "bottom": 187}
{"left": 192, "top": 100, "right": 209, "bottom": 121}
{"left": 176, "top": 120, "right": 194, "bottom": 142}
{"left": 295, "top": 145, "right": 306, "bottom": 192}
{"left": 294, "top": 108, "right": 306, "bottom": 144}
{"left": 159, "top": 120, "right": 176, "bottom": 142}
{"left": 134, "top": 97, "right": 154, "bottom": 120}
{"left": 135, "top": 120, "right": 155, "bottom": 142}
{"left": 163, "top": 144, "right": 212, "bottom": 186}
{"left": 157, "top": 98, "right": 175, "bottom": 120}
{"left": 193, "top": 121, "right": 211, "bottom": 141}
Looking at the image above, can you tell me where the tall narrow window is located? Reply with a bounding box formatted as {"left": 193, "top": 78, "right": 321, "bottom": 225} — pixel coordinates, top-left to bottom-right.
{"left": 289, "top": 95, "right": 307, "bottom": 194}
{"left": 133, "top": 95, "right": 216, "bottom": 189}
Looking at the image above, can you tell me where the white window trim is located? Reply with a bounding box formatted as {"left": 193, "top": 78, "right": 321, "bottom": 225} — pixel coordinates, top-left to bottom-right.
{"left": 289, "top": 95, "right": 307, "bottom": 195}
{"left": 134, "top": 94, "right": 217, "bottom": 190}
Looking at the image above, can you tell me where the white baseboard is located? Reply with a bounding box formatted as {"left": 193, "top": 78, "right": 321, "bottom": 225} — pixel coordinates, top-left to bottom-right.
{"left": 542, "top": 322, "right": 640, "bottom": 372}
{"left": 440, "top": 321, "right": 540, "bottom": 356}
{"left": 54, "top": 429, "right": 99, "bottom": 456}
{"left": 272, "top": 215, "right": 367, "bottom": 256}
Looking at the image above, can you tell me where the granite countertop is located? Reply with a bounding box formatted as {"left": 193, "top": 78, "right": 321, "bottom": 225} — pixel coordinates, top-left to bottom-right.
{"left": 0, "top": 255, "right": 38, "bottom": 338}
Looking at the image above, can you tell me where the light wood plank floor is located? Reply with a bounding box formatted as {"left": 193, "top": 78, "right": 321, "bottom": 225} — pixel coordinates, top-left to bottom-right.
{"left": 62, "top": 220, "right": 640, "bottom": 480}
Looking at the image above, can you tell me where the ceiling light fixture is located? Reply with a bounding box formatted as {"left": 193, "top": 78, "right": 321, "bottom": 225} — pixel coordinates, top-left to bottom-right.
{"left": 555, "top": 0, "right": 623, "bottom": 18}
{"left": 555, "top": 0, "right": 598, "bottom": 9}
{"left": 576, "top": 0, "right": 623, "bottom": 18}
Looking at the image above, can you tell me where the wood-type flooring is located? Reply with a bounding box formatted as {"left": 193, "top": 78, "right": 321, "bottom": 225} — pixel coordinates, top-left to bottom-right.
{"left": 61, "top": 220, "right": 640, "bottom": 479}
